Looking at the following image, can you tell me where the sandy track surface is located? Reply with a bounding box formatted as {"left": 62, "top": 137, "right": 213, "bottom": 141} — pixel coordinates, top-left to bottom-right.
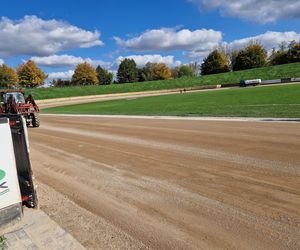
{"left": 29, "top": 116, "right": 300, "bottom": 249}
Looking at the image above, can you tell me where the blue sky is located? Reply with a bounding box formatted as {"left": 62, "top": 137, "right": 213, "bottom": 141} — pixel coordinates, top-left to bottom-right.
{"left": 0, "top": 0, "right": 300, "bottom": 80}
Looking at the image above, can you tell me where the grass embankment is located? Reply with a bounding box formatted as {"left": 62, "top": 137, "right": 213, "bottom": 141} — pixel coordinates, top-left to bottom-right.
{"left": 43, "top": 84, "right": 300, "bottom": 118}
{"left": 0, "top": 236, "right": 6, "bottom": 250}
{"left": 28, "top": 62, "right": 300, "bottom": 100}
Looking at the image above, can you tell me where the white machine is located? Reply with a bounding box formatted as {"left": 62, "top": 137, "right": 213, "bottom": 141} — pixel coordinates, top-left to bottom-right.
{"left": 0, "top": 118, "right": 23, "bottom": 227}
{"left": 240, "top": 79, "right": 262, "bottom": 87}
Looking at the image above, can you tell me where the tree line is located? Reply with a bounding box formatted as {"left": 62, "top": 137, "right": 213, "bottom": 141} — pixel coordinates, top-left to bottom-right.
{"left": 0, "top": 60, "right": 47, "bottom": 88}
{"left": 0, "top": 59, "right": 196, "bottom": 88}
{"left": 201, "top": 40, "right": 300, "bottom": 75}
{"left": 0, "top": 40, "right": 299, "bottom": 88}
{"left": 66, "top": 60, "right": 195, "bottom": 86}
{"left": 116, "top": 59, "right": 194, "bottom": 84}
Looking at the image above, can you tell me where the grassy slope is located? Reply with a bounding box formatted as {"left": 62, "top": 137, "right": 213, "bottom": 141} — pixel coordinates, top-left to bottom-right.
{"left": 43, "top": 84, "right": 300, "bottom": 118}
{"left": 28, "top": 62, "right": 300, "bottom": 100}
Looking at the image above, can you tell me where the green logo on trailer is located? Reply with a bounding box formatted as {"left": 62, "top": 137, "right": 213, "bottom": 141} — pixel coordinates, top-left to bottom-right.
{"left": 0, "top": 169, "right": 9, "bottom": 196}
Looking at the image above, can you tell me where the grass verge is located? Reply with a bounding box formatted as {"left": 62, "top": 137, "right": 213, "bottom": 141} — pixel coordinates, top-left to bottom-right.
{"left": 43, "top": 84, "right": 300, "bottom": 118}
{"left": 28, "top": 62, "right": 300, "bottom": 100}
{"left": 0, "top": 236, "right": 6, "bottom": 250}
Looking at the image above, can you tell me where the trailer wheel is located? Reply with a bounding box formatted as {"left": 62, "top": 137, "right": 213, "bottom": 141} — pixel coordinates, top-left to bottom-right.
{"left": 32, "top": 113, "right": 40, "bottom": 127}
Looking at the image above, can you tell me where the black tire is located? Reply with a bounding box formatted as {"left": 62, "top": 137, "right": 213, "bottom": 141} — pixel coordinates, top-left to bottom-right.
{"left": 32, "top": 113, "right": 40, "bottom": 127}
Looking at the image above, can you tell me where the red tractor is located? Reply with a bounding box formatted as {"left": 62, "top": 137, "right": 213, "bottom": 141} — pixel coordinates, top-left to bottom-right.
{"left": 0, "top": 90, "right": 40, "bottom": 127}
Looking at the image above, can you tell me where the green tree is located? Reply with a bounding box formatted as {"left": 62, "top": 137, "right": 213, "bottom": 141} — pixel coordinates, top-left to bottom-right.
{"left": 139, "top": 62, "right": 156, "bottom": 82}
{"left": 269, "top": 41, "right": 300, "bottom": 65}
{"left": 171, "top": 66, "right": 180, "bottom": 79}
{"left": 137, "top": 68, "right": 146, "bottom": 82}
{"left": 72, "top": 63, "right": 99, "bottom": 86}
{"left": 117, "top": 59, "right": 138, "bottom": 83}
{"left": 17, "top": 60, "right": 47, "bottom": 87}
{"left": 0, "top": 64, "right": 19, "bottom": 88}
{"left": 230, "top": 50, "right": 239, "bottom": 71}
{"left": 96, "top": 65, "right": 113, "bottom": 85}
{"left": 201, "top": 50, "right": 230, "bottom": 75}
{"left": 178, "top": 65, "right": 194, "bottom": 77}
{"left": 233, "top": 44, "right": 267, "bottom": 71}
{"left": 287, "top": 41, "right": 300, "bottom": 63}
{"left": 269, "top": 49, "right": 289, "bottom": 65}
{"left": 172, "top": 65, "right": 194, "bottom": 78}
{"left": 153, "top": 63, "right": 172, "bottom": 80}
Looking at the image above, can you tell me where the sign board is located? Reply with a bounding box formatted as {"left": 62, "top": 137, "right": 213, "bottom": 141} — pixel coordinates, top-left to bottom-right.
{"left": 0, "top": 118, "right": 22, "bottom": 210}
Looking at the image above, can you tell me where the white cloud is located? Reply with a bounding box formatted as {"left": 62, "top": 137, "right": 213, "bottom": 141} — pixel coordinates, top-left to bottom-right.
{"left": 47, "top": 70, "right": 74, "bottom": 80}
{"left": 116, "top": 54, "right": 181, "bottom": 67}
{"left": 189, "top": 0, "right": 300, "bottom": 23}
{"left": 183, "top": 50, "right": 213, "bottom": 60}
{"left": 30, "top": 54, "right": 110, "bottom": 68}
{"left": 0, "top": 15, "right": 103, "bottom": 57}
{"left": 115, "top": 28, "right": 222, "bottom": 52}
{"left": 228, "top": 31, "right": 300, "bottom": 52}
{"left": 0, "top": 58, "right": 4, "bottom": 65}
{"left": 185, "top": 31, "right": 300, "bottom": 60}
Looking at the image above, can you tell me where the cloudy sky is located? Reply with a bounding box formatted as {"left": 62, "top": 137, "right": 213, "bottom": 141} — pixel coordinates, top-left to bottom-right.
{"left": 0, "top": 0, "right": 299, "bottom": 80}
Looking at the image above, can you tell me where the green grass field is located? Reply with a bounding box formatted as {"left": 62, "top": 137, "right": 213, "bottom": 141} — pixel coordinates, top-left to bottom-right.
{"left": 43, "top": 84, "right": 300, "bottom": 118}
{"left": 28, "top": 62, "right": 300, "bottom": 100}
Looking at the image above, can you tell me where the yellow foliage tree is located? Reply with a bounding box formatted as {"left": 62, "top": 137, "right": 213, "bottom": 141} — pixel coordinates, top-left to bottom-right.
{"left": 17, "top": 60, "right": 47, "bottom": 87}
{"left": 72, "top": 63, "right": 99, "bottom": 85}
{"left": 153, "top": 63, "right": 172, "bottom": 80}
{"left": 233, "top": 44, "right": 267, "bottom": 71}
{"left": 0, "top": 64, "right": 19, "bottom": 88}
{"left": 201, "top": 50, "right": 230, "bottom": 75}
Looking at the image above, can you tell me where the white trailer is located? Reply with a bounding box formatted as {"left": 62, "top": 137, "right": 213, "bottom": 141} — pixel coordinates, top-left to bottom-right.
{"left": 240, "top": 79, "right": 262, "bottom": 87}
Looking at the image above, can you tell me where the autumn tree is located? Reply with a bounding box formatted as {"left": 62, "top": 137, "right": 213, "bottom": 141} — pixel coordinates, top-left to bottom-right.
{"left": 153, "top": 63, "right": 172, "bottom": 80}
{"left": 117, "top": 59, "right": 138, "bottom": 83}
{"left": 217, "top": 44, "right": 236, "bottom": 69}
{"left": 0, "top": 64, "right": 19, "bottom": 88}
{"left": 269, "top": 41, "right": 300, "bottom": 65}
{"left": 201, "top": 50, "right": 230, "bottom": 75}
{"left": 233, "top": 44, "right": 267, "bottom": 71}
{"left": 96, "top": 65, "right": 113, "bottom": 85}
{"left": 71, "top": 62, "right": 99, "bottom": 86}
{"left": 17, "top": 60, "right": 47, "bottom": 87}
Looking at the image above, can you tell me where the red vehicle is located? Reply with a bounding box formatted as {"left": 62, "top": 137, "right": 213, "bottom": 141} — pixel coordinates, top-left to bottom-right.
{"left": 0, "top": 90, "right": 40, "bottom": 127}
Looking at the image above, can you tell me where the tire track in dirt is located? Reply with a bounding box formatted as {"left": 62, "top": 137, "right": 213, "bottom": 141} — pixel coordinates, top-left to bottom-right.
{"left": 38, "top": 124, "right": 300, "bottom": 176}
{"left": 29, "top": 116, "right": 300, "bottom": 249}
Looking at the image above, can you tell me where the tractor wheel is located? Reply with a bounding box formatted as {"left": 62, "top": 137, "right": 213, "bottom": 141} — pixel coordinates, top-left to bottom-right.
{"left": 32, "top": 113, "right": 40, "bottom": 127}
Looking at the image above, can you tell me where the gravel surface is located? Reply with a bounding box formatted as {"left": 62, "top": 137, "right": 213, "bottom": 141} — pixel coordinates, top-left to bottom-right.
{"left": 29, "top": 116, "right": 300, "bottom": 249}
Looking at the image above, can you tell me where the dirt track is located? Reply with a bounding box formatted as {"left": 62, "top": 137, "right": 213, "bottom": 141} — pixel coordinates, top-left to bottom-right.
{"left": 29, "top": 116, "right": 300, "bottom": 249}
